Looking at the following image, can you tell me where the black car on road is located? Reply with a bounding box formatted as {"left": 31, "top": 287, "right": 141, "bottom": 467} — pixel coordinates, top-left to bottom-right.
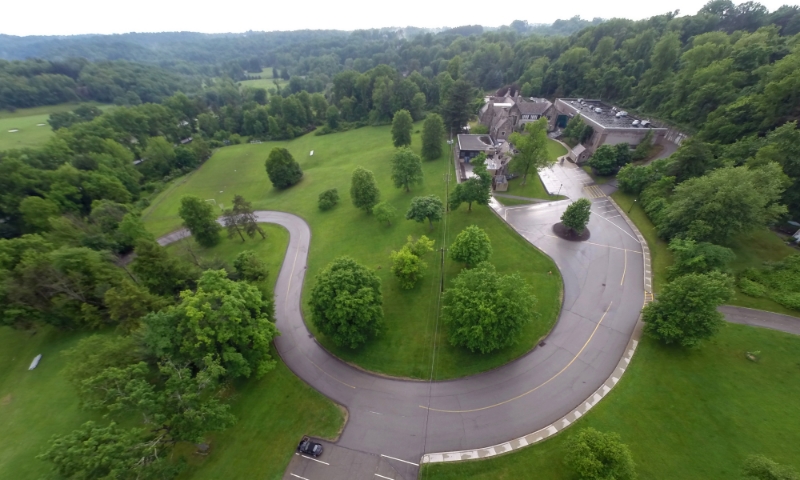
{"left": 297, "top": 436, "right": 323, "bottom": 457}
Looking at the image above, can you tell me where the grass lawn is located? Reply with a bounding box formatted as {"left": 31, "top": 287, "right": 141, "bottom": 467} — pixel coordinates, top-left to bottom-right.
{"left": 0, "top": 102, "right": 112, "bottom": 151}
{"left": 423, "top": 323, "right": 800, "bottom": 479}
{"left": 494, "top": 197, "right": 537, "bottom": 207}
{"left": 239, "top": 68, "right": 288, "bottom": 91}
{"left": 143, "top": 125, "right": 562, "bottom": 379}
{"left": 501, "top": 139, "right": 568, "bottom": 200}
{"left": 581, "top": 164, "right": 613, "bottom": 185}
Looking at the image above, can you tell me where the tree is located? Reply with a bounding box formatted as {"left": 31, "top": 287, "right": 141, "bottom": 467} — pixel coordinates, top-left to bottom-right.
{"left": 326, "top": 105, "right": 340, "bottom": 129}
{"left": 658, "top": 163, "right": 788, "bottom": 244}
{"left": 391, "top": 109, "right": 413, "bottom": 148}
{"left": 441, "top": 79, "right": 475, "bottom": 132}
{"left": 391, "top": 147, "right": 423, "bottom": 192}
{"left": 449, "top": 225, "right": 492, "bottom": 267}
{"left": 233, "top": 250, "right": 268, "bottom": 282}
{"left": 38, "top": 422, "right": 182, "bottom": 480}
{"left": 309, "top": 257, "right": 383, "bottom": 348}
{"left": 642, "top": 271, "right": 734, "bottom": 347}
{"left": 318, "top": 188, "right": 340, "bottom": 211}
{"left": 64, "top": 334, "right": 142, "bottom": 392}
{"left": 265, "top": 147, "right": 303, "bottom": 189}
{"left": 131, "top": 239, "right": 197, "bottom": 296}
{"left": 178, "top": 195, "right": 221, "bottom": 248}
{"left": 509, "top": 118, "right": 552, "bottom": 185}
{"left": 667, "top": 238, "right": 735, "bottom": 279}
{"left": 19, "top": 196, "right": 60, "bottom": 233}
{"left": 632, "top": 129, "right": 654, "bottom": 161}
{"left": 743, "top": 455, "right": 800, "bottom": 480}
{"left": 588, "top": 145, "right": 620, "bottom": 176}
{"left": 561, "top": 198, "right": 592, "bottom": 235}
{"left": 406, "top": 195, "right": 444, "bottom": 230}
{"left": 104, "top": 280, "right": 168, "bottom": 332}
{"left": 442, "top": 262, "right": 537, "bottom": 353}
{"left": 374, "top": 201, "right": 397, "bottom": 226}
{"left": 614, "top": 143, "right": 633, "bottom": 168}
{"left": 350, "top": 167, "right": 380, "bottom": 213}
{"left": 449, "top": 157, "right": 491, "bottom": 212}
{"left": 421, "top": 113, "right": 445, "bottom": 160}
{"left": 142, "top": 269, "right": 278, "bottom": 379}
{"left": 564, "top": 428, "right": 637, "bottom": 480}
{"left": 223, "top": 195, "right": 265, "bottom": 241}
{"left": 390, "top": 235, "right": 434, "bottom": 289}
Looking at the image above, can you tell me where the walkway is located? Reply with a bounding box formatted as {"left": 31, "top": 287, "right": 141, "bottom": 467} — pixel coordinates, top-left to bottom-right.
{"left": 719, "top": 305, "right": 800, "bottom": 336}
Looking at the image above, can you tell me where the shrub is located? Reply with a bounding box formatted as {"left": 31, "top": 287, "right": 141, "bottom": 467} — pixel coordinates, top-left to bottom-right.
{"left": 318, "top": 189, "right": 339, "bottom": 211}
{"left": 738, "top": 278, "right": 767, "bottom": 298}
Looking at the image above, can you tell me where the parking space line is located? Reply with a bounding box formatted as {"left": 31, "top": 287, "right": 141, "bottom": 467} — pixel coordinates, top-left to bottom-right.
{"left": 296, "top": 453, "right": 329, "bottom": 465}
{"left": 374, "top": 474, "right": 394, "bottom": 480}
{"left": 380, "top": 454, "right": 419, "bottom": 466}
{"left": 290, "top": 474, "right": 309, "bottom": 480}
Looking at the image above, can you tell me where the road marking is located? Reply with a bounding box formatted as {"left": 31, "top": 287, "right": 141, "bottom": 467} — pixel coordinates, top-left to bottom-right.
{"left": 421, "top": 303, "right": 613, "bottom": 413}
{"left": 290, "top": 474, "right": 309, "bottom": 480}
{"left": 621, "top": 249, "right": 627, "bottom": 286}
{"left": 308, "top": 358, "right": 356, "bottom": 389}
{"left": 541, "top": 234, "right": 641, "bottom": 253}
{"left": 369, "top": 410, "right": 383, "bottom": 415}
{"left": 381, "top": 454, "right": 419, "bottom": 466}
{"left": 296, "top": 453, "right": 329, "bottom": 465}
{"left": 284, "top": 244, "right": 302, "bottom": 307}
{"left": 593, "top": 211, "right": 640, "bottom": 242}
{"left": 374, "top": 474, "right": 394, "bottom": 480}
{"left": 583, "top": 185, "right": 606, "bottom": 198}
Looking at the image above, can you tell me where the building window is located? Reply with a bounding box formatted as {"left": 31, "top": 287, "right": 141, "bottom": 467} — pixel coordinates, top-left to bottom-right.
{"left": 501, "top": 131, "right": 505, "bottom": 136}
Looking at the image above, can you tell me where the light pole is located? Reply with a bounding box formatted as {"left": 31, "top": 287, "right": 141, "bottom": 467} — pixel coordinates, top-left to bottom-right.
{"left": 628, "top": 198, "right": 637, "bottom": 214}
{"left": 556, "top": 184, "right": 562, "bottom": 196}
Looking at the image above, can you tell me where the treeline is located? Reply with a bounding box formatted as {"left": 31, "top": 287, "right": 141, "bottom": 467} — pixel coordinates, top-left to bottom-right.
{"left": 0, "top": 58, "right": 196, "bottom": 110}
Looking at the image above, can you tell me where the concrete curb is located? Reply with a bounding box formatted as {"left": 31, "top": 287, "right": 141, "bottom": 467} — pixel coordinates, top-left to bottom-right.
{"left": 421, "top": 197, "right": 654, "bottom": 465}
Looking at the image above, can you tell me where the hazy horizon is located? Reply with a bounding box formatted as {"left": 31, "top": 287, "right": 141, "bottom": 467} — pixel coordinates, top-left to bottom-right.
{"left": 2, "top": 0, "right": 798, "bottom": 37}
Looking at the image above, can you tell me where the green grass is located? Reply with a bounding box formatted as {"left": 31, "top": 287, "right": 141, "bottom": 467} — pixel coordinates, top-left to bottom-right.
{"left": 165, "top": 223, "right": 290, "bottom": 294}
{"left": 501, "top": 139, "right": 568, "bottom": 200}
{"left": 423, "top": 323, "right": 800, "bottom": 479}
{"left": 494, "top": 197, "right": 537, "bottom": 207}
{"left": 239, "top": 68, "right": 288, "bottom": 91}
{"left": 143, "top": 125, "right": 562, "bottom": 379}
{"left": 546, "top": 138, "right": 568, "bottom": 159}
{"left": 581, "top": 164, "right": 613, "bottom": 185}
{"left": 0, "top": 326, "right": 113, "bottom": 478}
{"left": 0, "top": 102, "right": 111, "bottom": 151}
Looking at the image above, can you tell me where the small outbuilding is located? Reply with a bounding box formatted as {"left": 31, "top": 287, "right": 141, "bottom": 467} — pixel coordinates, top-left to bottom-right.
{"left": 457, "top": 134, "right": 497, "bottom": 163}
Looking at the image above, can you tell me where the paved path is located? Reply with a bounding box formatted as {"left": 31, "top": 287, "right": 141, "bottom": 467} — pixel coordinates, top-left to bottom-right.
{"left": 719, "top": 305, "right": 800, "bottom": 336}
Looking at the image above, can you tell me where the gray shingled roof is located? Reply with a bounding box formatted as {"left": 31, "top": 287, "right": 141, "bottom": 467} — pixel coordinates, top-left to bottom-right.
{"left": 517, "top": 99, "right": 552, "bottom": 115}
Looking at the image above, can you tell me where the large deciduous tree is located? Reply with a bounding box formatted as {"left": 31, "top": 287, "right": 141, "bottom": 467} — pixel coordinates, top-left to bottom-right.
{"left": 658, "top": 163, "right": 787, "bottom": 244}
{"left": 406, "top": 195, "right": 444, "bottom": 230}
{"left": 350, "top": 166, "right": 381, "bottom": 213}
{"left": 449, "top": 155, "right": 491, "bottom": 212}
{"left": 421, "top": 113, "right": 445, "bottom": 160}
{"left": 223, "top": 195, "right": 265, "bottom": 241}
{"left": 642, "top": 271, "right": 734, "bottom": 347}
{"left": 443, "top": 262, "right": 537, "bottom": 353}
{"left": 449, "top": 225, "right": 493, "bottom": 267}
{"left": 178, "top": 195, "right": 221, "bottom": 248}
{"left": 587, "top": 145, "right": 620, "bottom": 176}
{"left": 142, "top": 269, "right": 278, "bottom": 379}
{"left": 265, "top": 147, "right": 303, "bottom": 189}
{"left": 509, "top": 118, "right": 552, "bottom": 185}
{"left": 374, "top": 201, "right": 397, "bottom": 226}
{"left": 561, "top": 198, "right": 592, "bottom": 235}
{"left": 391, "top": 147, "right": 423, "bottom": 192}
{"left": 564, "top": 428, "right": 637, "bottom": 480}
{"left": 309, "top": 257, "right": 384, "bottom": 348}
{"left": 441, "top": 79, "right": 475, "bottom": 132}
{"left": 391, "top": 109, "right": 413, "bottom": 148}
{"left": 131, "top": 239, "right": 197, "bottom": 296}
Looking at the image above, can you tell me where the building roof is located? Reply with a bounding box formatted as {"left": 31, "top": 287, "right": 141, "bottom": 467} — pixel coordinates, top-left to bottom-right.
{"left": 568, "top": 144, "right": 586, "bottom": 160}
{"left": 517, "top": 99, "right": 552, "bottom": 116}
{"left": 458, "top": 134, "right": 495, "bottom": 151}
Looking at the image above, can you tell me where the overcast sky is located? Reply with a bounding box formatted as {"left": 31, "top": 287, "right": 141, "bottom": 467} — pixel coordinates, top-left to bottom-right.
{"left": 1, "top": 0, "right": 798, "bottom": 36}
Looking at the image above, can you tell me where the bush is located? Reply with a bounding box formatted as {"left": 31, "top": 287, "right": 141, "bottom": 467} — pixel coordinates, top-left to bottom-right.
{"left": 565, "top": 428, "right": 636, "bottom": 480}
{"left": 318, "top": 188, "right": 339, "bottom": 211}
{"left": 738, "top": 277, "right": 767, "bottom": 297}
{"left": 233, "top": 251, "right": 269, "bottom": 282}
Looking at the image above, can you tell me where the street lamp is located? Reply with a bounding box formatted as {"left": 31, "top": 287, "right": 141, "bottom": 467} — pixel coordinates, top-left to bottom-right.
{"left": 628, "top": 198, "right": 637, "bottom": 214}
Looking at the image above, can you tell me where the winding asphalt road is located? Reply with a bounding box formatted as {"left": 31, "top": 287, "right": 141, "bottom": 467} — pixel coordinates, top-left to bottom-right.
{"left": 158, "top": 195, "right": 799, "bottom": 479}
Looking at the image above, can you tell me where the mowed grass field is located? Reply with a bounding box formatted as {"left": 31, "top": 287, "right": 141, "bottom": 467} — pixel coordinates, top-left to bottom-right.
{"left": 239, "top": 67, "right": 288, "bottom": 91}
{"left": 144, "top": 124, "right": 562, "bottom": 379}
{"left": 423, "top": 323, "right": 800, "bottom": 479}
{"left": 0, "top": 103, "right": 111, "bottom": 151}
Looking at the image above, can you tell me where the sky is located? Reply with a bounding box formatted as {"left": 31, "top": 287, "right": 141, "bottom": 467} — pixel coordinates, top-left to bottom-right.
{"left": 1, "top": 0, "right": 798, "bottom": 36}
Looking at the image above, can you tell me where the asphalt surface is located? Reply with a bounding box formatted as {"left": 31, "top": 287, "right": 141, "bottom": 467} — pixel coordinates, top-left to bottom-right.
{"left": 719, "top": 305, "right": 800, "bottom": 335}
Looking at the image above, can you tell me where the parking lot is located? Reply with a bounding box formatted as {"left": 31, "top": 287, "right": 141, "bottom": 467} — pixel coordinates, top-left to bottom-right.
{"left": 283, "top": 439, "right": 409, "bottom": 480}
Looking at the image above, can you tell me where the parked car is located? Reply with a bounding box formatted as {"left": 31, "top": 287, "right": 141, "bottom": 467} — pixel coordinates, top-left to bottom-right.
{"left": 297, "top": 437, "right": 323, "bottom": 457}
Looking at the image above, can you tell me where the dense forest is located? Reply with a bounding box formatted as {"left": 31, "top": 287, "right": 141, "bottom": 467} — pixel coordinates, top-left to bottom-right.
{"left": 1, "top": 2, "right": 800, "bottom": 476}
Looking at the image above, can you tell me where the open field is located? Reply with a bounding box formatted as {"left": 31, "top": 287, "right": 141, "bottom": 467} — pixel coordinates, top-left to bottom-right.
{"left": 612, "top": 191, "right": 799, "bottom": 316}
{"left": 143, "top": 125, "right": 562, "bottom": 379}
{"left": 239, "top": 67, "right": 288, "bottom": 91}
{"left": 423, "top": 323, "right": 800, "bottom": 479}
{"left": 0, "top": 102, "right": 112, "bottom": 151}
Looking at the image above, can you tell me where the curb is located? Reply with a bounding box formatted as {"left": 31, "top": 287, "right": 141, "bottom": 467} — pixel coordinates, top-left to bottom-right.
{"left": 421, "top": 196, "right": 654, "bottom": 465}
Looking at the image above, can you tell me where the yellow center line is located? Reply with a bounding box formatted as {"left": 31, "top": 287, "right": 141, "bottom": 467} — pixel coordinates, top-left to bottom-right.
{"left": 421, "top": 302, "right": 613, "bottom": 413}
{"left": 308, "top": 357, "right": 357, "bottom": 389}
{"left": 284, "top": 244, "right": 301, "bottom": 308}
